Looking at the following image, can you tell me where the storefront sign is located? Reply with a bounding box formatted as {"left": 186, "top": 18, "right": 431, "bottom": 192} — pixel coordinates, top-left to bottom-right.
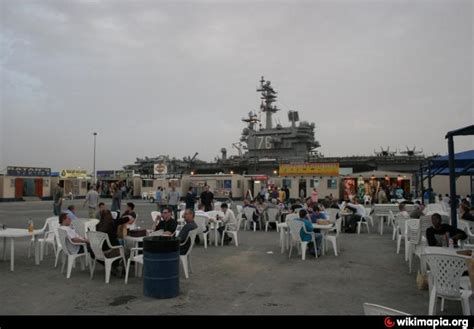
{"left": 60, "top": 169, "right": 88, "bottom": 179}
{"left": 248, "top": 175, "right": 269, "bottom": 180}
{"left": 97, "top": 170, "right": 115, "bottom": 178}
{"left": 7, "top": 166, "right": 51, "bottom": 177}
{"left": 279, "top": 163, "right": 339, "bottom": 176}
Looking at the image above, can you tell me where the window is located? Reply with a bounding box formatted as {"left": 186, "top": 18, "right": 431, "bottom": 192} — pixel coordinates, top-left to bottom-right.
{"left": 309, "top": 179, "right": 319, "bottom": 188}
{"left": 81, "top": 181, "right": 87, "bottom": 189}
{"left": 282, "top": 179, "right": 292, "bottom": 188}
{"left": 237, "top": 180, "right": 241, "bottom": 189}
{"left": 217, "top": 180, "right": 232, "bottom": 189}
{"left": 327, "top": 178, "right": 337, "bottom": 189}
{"left": 142, "top": 180, "right": 153, "bottom": 188}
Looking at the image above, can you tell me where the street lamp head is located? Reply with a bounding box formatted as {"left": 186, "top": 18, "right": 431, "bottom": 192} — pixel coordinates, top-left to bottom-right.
{"left": 93, "top": 132, "right": 98, "bottom": 136}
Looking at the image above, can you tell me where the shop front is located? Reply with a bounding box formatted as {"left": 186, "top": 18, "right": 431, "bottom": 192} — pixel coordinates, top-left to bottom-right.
{"left": 183, "top": 174, "right": 244, "bottom": 200}
{"left": 278, "top": 163, "right": 340, "bottom": 201}
{"left": 51, "top": 169, "right": 90, "bottom": 199}
{"left": 0, "top": 166, "right": 52, "bottom": 201}
{"left": 341, "top": 170, "right": 412, "bottom": 202}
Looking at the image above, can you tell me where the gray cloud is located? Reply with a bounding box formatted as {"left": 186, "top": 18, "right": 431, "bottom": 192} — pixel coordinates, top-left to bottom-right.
{"left": 1, "top": 0, "right": 472, "bottom": 171}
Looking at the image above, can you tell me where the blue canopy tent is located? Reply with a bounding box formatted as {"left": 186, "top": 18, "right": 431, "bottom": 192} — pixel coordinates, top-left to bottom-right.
{"left": 427, "top": 125, "right": 474, "bottom": 228}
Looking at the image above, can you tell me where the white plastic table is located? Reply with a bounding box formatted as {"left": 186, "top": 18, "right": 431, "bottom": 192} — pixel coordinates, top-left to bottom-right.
{"left": 0, "top": 228, "right": 42, "bottom": 271}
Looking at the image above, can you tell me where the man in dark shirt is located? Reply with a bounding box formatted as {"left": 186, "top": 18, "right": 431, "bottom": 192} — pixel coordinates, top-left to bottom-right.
{"left": 200, "top": 185, "right": 214, "bottom": 212}
{"left": 426, "top": 213, "right": 467, "bottom": 247}
{"left": 155, "top": 206, "right": 178, "bottom": 235}
{"left": 178, "top": 209, "right": 198, "bottom": 255}
{"left": 283, "top": 186, "right": 290, "bottom": 205}
{"left": 185, "top": 187, "right": 197, "bottom": 210}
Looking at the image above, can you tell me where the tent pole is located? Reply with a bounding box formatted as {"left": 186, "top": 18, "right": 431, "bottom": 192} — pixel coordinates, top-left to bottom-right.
{"left": 448, "top": 136, "right": 457, "bottom": 228}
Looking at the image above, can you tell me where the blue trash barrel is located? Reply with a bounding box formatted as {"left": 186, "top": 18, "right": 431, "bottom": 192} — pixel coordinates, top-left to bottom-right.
{"left": 143, "top": 236, "right": 180, "bottom": 298}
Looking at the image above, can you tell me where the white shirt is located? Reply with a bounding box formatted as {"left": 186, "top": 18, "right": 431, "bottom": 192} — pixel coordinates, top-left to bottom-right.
{"left": 220, "top": 209, "right": 237, "bottom": 230}
{"left": 195, "top": 210, "right": 210, "bottom": 218}
{"left": 398, "top": 211, "right": 410, "bottom": 219}
{"left": 59, "top": 225, "right": 81, "bottom": 254}
{"left": 347, "top": 203, "right": 366, "bottom": 217}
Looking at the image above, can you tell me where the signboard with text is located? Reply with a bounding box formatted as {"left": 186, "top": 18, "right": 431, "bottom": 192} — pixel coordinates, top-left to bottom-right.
{"left": 7, "top": 166, "right": 51, "bottom": 177}
{"left": 60, "top": 169, "right": 88, "bottom": 179}
{"left": 279, "top": 163, "right": 339, "bottom": 176}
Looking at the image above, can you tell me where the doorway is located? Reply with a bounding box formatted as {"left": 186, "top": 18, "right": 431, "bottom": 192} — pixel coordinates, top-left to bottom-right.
{"left": 298, "top": 179, "right": 307, "bottom": 199}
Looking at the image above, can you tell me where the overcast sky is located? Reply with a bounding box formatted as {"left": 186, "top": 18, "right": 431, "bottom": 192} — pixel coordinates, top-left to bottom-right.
{"left": 1, "top": 0, "right": 472, "bottom": 172}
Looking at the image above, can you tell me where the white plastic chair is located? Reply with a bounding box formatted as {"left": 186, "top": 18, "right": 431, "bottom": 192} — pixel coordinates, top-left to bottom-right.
{"left": 243, "top": 207, "right": 257, "bottom": 231}
{"left": 395, "top": 217, "right": 409, "bottom": 257}
{"left": 265, "top": 208, "right": 281, "bottom": 232}
{"left": 84, "top": 219, "right": 99, "bottom": 239}
{"left": 35, "top": 216, "right": 59, "bottom": 261}
{"left": 236, "top": 205, "right": 243, "bottom": 215}
{"left": 363, "top": 207, "right": 374, "bottom": 226}
{"left": 287, "top": 218, "right": 317, "bottom": 261}
{"left": 326, "top": 209, "right": 339, "bottom": 223}
{"left": 407, "top": 218, "right": 423, "bottom": 273}
{"left": 180, "top": 229, "right": 198, "bottom": 279}
{"left": 220, "top": 217, "right": 243, "bottom": 247}
{"left": 363, "top": 303, "right": 411, "bottom": 315}
{"left": 57, "top": 228, "right": 90, "bottom": 279}
{"left": 88, "top": 231, "right": 126, "bottom": 284}
{"left": 124, "top": 247, "right": 143, "bottom": 284}
{"left": 111, "top": 211, "right": 118, "bottom": 220}
{"left": 52, "top": 223, "right": 63, "bottom": 267}
{"left": 194, "top": 215, "right": 210, "bottom": 249}
{"left": 150, "top": 211, "right": 161, "bottom": 231}
{"left": 389, "top": 210, "right": 397, "bottom": 240}
{"left": 357, "top": 212, "right": 371, "bottom": 234}
{"left": 422, "top": 253, "right": 472, "bottom": 315}
{"left": 325, "top": 217, "right": 342, "bottom": 256}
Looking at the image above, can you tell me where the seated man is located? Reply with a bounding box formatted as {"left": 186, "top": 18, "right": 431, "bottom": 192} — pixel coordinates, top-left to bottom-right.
{"left": 178, "top": 209, "right": 198, "bottom": 255}
{"left": 117, "top": 202, "right": 137, "bottom": 244}
{"left": 96, "top": 202, "right": 107, "bottom": 220}
{"left": 64, "top": 205, "right": 78, "bottom": 220}
{"left": 155, "top": 206, "right": 178, "bottom": 236}
{"left": 426, "top": 213, "right": 467, "bottom": 247}
{"left": 217, "top": 203, "right": 237, "bottom": 245}
{"left": 410, "top": 201, "right": 424, "bottom": 219}
{"left": 310, "top": 206, "right": 329, "bottom": 224}
{"left": 58, "top": 212, "right": 93, "bottom": 257}
{"left": 294, "top": 209, "right": 322, "bottom": 257}
{"left": 345, "top": 198, "right": 366, "bottom": 233}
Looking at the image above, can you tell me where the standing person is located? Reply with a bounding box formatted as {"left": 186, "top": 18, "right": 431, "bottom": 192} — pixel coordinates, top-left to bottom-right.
{"left": 200, "top": 185, "right": 214, "bottom": 212}
{"left": 311, "top": 188, "right": 319, "bottom": 204}
{"left": 155, "top": 187, "right": 163, "bottom": 211}
{"left": 167, "top": 186, "right": 180, "bottom": 220}
{"left": 53, "top": 183, "right": 64, "bottom": 216}
{"left": 283, "top": 185, "right": 290, "bottom": 206}
{"left": 83, "top": 185, "right": 99, "bottom": 219}
{"left": 110, "top": 183, "right": 122, "bottom": 217}
{"left": 185, "top": 187, "right": 197, "bottom": 210}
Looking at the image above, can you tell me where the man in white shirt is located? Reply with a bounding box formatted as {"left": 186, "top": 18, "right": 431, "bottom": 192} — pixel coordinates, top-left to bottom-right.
{"left": 218, "top": 203, "right": 237, "bottom": 245}
{"left": 345, "top": 198, "right": 366, "bottom": 233}
{"left": 58, "top": 213, "right": 90, "bottom": 255}
{"left": 195, "top": 203, "right": 210, "bottom": 219}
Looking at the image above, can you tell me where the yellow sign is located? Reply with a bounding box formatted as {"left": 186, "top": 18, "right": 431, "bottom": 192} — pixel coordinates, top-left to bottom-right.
{"left": 60, "top": 169, "right": 88, "bottom": 179}
{"left": 279, "top": 163, "right": 339, "bottom": 176}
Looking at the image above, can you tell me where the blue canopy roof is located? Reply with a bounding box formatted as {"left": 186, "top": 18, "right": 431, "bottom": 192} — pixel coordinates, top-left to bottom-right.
{"left": 428, "top": 149, "right": 474, "bottom": 175}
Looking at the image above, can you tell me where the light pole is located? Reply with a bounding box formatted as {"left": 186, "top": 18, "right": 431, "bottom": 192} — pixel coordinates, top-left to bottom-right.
{"left": 93, "top": 132, "right": 98, "bottom": 186}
